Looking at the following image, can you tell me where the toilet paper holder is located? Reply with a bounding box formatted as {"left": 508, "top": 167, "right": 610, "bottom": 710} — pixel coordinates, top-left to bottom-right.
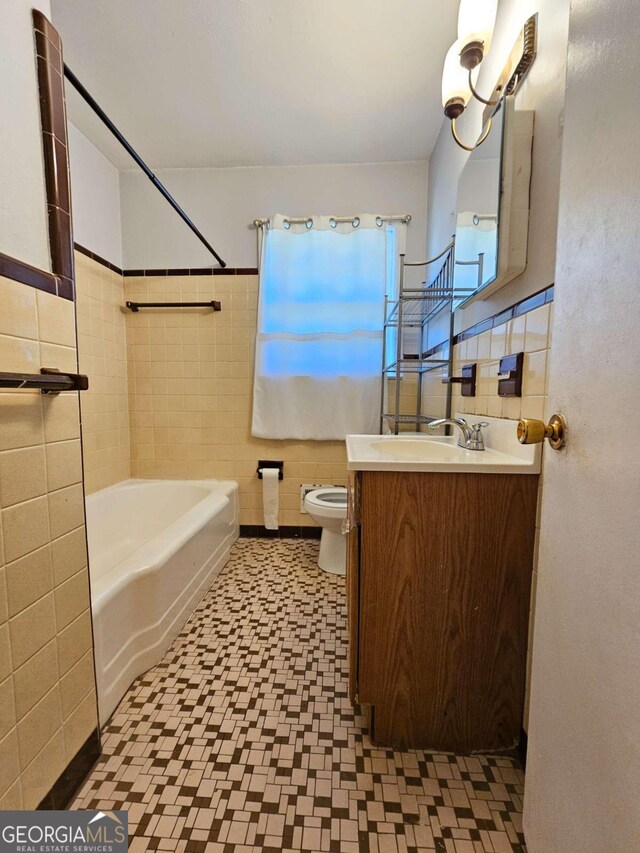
{"left": 257, "top": 460, "right": 284, "bottom": 480}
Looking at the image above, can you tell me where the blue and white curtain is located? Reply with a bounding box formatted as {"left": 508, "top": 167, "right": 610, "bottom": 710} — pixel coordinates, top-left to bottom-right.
{"left": 251, "top": 214, "right": 406, "bottom": 440}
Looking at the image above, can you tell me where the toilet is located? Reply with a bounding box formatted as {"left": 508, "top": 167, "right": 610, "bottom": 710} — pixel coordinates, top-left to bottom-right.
{"left": 304, "top": 487, "right": 348, "bottom": 575}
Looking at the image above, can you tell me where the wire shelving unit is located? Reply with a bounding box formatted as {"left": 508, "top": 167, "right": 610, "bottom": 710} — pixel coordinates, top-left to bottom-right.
{"left": 380, "top": 241, "right": 482, "bottom": 434}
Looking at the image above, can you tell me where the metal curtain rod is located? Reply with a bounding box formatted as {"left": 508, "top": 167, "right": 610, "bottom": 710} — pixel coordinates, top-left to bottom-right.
{"left": 63, "top": 64, "right": 226, "bottom": 269}
{"left": 253, "top": 215, "right": 412, "bottom": 228}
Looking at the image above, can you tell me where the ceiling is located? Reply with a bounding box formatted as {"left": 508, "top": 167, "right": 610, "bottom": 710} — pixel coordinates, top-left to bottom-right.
{"left": 51, "top": 0, "right": 457, "bottom": 171}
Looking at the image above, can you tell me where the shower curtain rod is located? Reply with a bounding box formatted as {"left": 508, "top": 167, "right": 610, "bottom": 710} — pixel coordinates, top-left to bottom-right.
{"left": 63, "top": 64, "right": 226, "bottom": 268}
{"left": 252, "top": 214, "right": 412, "bottom": 228}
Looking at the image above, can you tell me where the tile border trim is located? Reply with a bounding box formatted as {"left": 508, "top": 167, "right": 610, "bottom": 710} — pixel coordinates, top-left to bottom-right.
{"left": 239, "top": 525, "right": 321, "bottom": 540}
{"left": 37, "top": 728, "right": 102, "bottom": 810}
{"left": 123, "top": 266, "right": 259, "bottom": 277}
{"left": 74, "top": 244, "right": 259, "bottom": 278}
{"left": 453, "top": 285, "right": 554, "bottom": 346}
{"left": 0, "top": 252, "right": 58, "bottom": 295}
{"left": 418, "top": 285, "right": 555, "bottom": 359}
{"left": 32, "top": 10, "right": 75, "bottom": 301}
{"left": 74, "top": 243, "right": 124, "bottom": 276}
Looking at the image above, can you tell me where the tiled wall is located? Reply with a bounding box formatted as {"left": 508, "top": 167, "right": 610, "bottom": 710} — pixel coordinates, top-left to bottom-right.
{"left": 75, "top": 251, "right": 130, "bottom": 493}
{"left": 450, "top": 301, "right": 553, "bottom": 422}
{"left": 124, "top": 274, "right": 347, "bottom": 527}
{"left": 0, "top": 275, "right": 98, "bottom": 808}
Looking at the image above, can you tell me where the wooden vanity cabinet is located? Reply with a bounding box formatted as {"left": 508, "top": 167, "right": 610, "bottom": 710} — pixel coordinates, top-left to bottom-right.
{"left": 346, "top": 469, "right": 539, "bottom": 753}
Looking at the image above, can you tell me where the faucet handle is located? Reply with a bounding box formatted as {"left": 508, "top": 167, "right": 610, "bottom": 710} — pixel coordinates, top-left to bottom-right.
{"left": 472, "top": 421, "right": 489, "bottom": 431}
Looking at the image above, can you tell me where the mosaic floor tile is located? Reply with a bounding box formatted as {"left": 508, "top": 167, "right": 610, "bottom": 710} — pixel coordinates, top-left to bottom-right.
{"left": 72, "top": 539, "right": 527, "bottom": 852}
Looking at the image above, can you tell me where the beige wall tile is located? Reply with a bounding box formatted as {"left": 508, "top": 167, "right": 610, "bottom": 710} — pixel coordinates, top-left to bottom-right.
{"left": 0, "top": 446, "right": 47, "bottom": 508}
{"left": 476, "top": 331, "right": 491, "bottom": 360}
{"left": 0, "top": 777, "right": 23, "bottom": 809}
{"left": 51, "top": 526, "right": 88, "bottom": 587}
{"left": 36, "top": 290, "right": 76, "bottom": 347}
{"left": 501, "top": 397, "right": 522, "bottom": 420}
{"left": 1, "top": 496, "right": 50, "bottom": 562}
{"left": 39, "top": 342, "right": 77, "bottom": 374}
{"left": 0, "top": 570, "right": 7, "bottom": 624}
{"left": 5, "top": 546, "right": 53, "bottom": 617}
{"left": 54, "top": 569, "right": 90, "bottom": 632}
{"left": 48, "top": 484, "right": 85, "bottom": 540}
{"left": 521, "top": 396, "right": 546, "bottom": 421}
{"left": 13, "top": 639, "right": 58, "bottom": 719}
{"left": 59, "top": 650, "right": 95, "bottom": 720}
{"left": 0, "top": 625, "right": 11, "bottom": 682}
{"left": 0, "top": 275, "right": 97, "bottom": 810}
{"left": 9, "top": 592, "right": 56, "bottom": 669}
{"left": 42, "top": 393, "right": 81, "bottom": 443}
{"left": 523, "top": 350, "right": 548, "bottom": 397}
{"left": 57, "top": 609, "right": 93, "bottom": 676}
{"left": 0, "top": 394, "right": 44, "bottom": 452}
{"left": 75, "top": 252, "right": 131, "bottom": 494}
{"left": 20, "top": 728, "right": 65, "bottom": 810}
{"left": 0, "top": 676, "right": 16, "bottom": 740}
{"left": 524, "top": 304, "right": 550, "bottom": 352}
{"left": 17, "top": 684, "right": 62, "bottom": 768}
{"left": 0, "top": 277, "right": 37, "bottom": 340}
{"left": 489, "top": 325, "right": 507, "bottom": 360}
{"left": 0, "top": 729, "right": 20, "bottom": 799}
{"left": 0, "top": 334, "right": 39, "bottom": 373}
{"left": 45, "top": 440, "right": 83, "bottom": 492}
{"left": 63, "top": 689, "right": 97, "bottom": 763}
{"left": 507, "top": 314, "right": 526, "bottom": 353}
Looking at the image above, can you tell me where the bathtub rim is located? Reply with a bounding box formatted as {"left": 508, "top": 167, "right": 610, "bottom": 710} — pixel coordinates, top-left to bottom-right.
{"left": 85, "top": 478, "right": 239, "bottom": 612}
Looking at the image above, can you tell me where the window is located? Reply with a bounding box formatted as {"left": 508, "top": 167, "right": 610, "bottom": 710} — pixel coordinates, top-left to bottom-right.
{"left": 251, "top": 215, "right": 404, "bottom": 440}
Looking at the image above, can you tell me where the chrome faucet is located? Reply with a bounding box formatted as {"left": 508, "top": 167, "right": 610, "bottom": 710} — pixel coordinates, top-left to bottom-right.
{"left": 428, "top": 417, "right": 489, "bottom": 451}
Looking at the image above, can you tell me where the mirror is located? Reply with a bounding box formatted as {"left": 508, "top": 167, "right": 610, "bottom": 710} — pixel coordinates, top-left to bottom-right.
{"left": 453, "top": 97, "right": 534, "bottom": 306}
{"left": 454, "top": 107, "right": 503, "bottom": 301}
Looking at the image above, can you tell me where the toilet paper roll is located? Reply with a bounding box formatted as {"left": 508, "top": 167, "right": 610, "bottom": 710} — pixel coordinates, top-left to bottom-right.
{"left": 260, "top": 468, "right": 279, "bottom": 530}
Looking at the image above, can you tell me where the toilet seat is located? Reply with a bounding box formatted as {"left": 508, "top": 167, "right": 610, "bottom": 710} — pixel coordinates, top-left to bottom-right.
{"left": 305, "top": 487, "right": 347, "bottom": 518}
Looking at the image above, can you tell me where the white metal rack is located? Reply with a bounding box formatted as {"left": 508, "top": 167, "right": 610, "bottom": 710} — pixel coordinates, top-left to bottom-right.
{"left": 380, "top": 241, "right": 482, "bottom": 434}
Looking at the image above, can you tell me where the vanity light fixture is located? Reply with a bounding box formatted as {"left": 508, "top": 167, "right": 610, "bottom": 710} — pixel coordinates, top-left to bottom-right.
{"left": 457, "top": 0, "right": 498, "bottom": 70}
{"left": 442, "top": 9, "right": 538, "bottom": 151}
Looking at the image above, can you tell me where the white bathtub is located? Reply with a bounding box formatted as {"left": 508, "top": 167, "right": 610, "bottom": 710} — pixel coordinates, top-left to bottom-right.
{"left": 85, "top": 478, "right": 239, "bottom": 724}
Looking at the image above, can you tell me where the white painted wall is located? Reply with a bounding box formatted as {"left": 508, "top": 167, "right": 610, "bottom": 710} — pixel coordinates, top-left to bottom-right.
{"left": 0, "top": 0, "right": 51, "bottom": 270}
{"left": 426, "top": 0, "right": 571, "bottom": 333}
{"left": 119, "top": 161, "right": 429, "bottom": 268}
{"left": 523, "top": 0, "right": 640, "bottom": 848}
{"left": 68, "top": 122, "right": 123, "bottom": 268}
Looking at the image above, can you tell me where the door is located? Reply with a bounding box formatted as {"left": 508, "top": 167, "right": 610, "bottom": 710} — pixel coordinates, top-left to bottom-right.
{"left": 523, "top": 1, "right": 640, "bottom": 850}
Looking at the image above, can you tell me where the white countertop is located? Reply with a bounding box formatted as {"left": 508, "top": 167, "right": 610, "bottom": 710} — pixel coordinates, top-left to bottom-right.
{"left": 346, "top": 415, "right": 541, "bottom": 474}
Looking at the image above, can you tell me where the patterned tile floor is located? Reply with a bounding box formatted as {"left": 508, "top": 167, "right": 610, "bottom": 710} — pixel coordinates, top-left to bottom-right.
{"left": 72, "top": 539, "right": 527, "bottom": 853}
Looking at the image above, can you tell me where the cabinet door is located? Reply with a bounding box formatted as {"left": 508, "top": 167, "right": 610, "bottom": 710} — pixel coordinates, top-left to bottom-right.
{"left": 358, "top": 470, "right": 538, "bottom": 752}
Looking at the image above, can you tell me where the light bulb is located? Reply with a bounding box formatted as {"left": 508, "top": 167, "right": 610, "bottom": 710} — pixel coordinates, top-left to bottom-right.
{"left": 442, "top": 40, "right": 476, "bottom": 118}
{"left": 457, "top": 0, "right": 498, "bottom": 68}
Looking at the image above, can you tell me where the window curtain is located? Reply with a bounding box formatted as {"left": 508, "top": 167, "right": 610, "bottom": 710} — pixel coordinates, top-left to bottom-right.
{"left": 251, "top": 214, "right": 406, "bottom": 440}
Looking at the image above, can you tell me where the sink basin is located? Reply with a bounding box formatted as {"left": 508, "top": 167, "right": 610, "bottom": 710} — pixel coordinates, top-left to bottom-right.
{"left": 370, "top": 438, "right": 466, "bottom": 462}
{"left": 346, "top": 416, "right": 542, "bottom": 474}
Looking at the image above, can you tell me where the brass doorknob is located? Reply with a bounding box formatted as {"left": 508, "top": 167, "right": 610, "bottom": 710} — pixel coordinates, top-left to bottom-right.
{"left": 517, "top": 414, "right": 567, "bottom": 450}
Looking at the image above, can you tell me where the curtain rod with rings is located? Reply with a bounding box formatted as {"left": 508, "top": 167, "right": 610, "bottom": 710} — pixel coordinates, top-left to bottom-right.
{"left": 253, "top": 214, "right": 412, "bottom": 229}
